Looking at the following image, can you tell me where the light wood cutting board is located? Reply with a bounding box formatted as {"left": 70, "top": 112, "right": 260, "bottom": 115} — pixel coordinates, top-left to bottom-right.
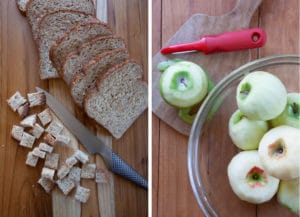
{"left": 50, "top": 1, "right": 115, "bottom": 217}
{"left": 152, "top": 0, "right": 262, "bottom": 136}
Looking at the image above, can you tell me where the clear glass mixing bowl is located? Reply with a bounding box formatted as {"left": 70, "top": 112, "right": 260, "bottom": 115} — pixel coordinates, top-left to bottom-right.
{"left": 188, "top": 55, "right": 300, "bottom": 217}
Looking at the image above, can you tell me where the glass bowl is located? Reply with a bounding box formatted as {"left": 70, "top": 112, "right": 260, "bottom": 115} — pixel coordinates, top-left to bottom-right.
{"left": 187, "top": 55, "right": 300, "bottom": 217}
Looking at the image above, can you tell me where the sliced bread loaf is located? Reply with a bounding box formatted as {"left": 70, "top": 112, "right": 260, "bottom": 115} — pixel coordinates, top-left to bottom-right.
{"left": 62, "top": 36, "right": 126, "bottom": 85}
{"left": 70, "top": 48, "right": 129, "bottom": 106}
{"left": 50, "top": 21, "right": 112, "bottom": 72}
{"left": 26, "top": 0, "right": 95, "bottom": 41}
{"left": 38, "top": 10, "right": 96, "bottom": 79}
{"left": 84, "top": 60, "right": 148, "bottom": 139}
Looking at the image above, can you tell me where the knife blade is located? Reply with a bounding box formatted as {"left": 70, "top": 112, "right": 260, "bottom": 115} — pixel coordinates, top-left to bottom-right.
{"left": 161, "top": 28, "right": 266, "bottom": 54}
{"left": 36, "top": 87, "right": 148, "bottom": 189}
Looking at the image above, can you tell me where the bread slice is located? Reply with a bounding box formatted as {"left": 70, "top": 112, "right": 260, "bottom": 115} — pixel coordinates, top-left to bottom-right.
{"left": 70, "top": 49, "right": 129, "bottom": 106}
{"left": 26, "top": 0, "right": 95, "bottom": 41}
{"left": 50, "top": 21, "right": 112, "bottom": 73}
{"left": 38, "top": 10, "right": 96, "bottom": 79}
{"left": 62, "top": 36, "right": 126, "bottom": 85}
{"left": 84, "top": 60, "right": 148, "bottom": 139}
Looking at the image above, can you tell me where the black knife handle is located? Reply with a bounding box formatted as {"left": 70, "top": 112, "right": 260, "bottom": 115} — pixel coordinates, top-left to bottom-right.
{"left": 111, "top": 152, "right": 148, "bottom": 189}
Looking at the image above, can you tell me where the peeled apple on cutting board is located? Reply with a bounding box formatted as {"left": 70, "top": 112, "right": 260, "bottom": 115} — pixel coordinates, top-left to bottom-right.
{"left": 158, "top": 59, "right": 215, "bottom": 124}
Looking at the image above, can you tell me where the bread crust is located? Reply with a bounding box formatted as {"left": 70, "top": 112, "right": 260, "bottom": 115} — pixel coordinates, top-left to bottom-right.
{"left": 37, "top": 10, "right": 96, "bottom": 79}
{"left": 61, "top": 35, "right": 126, "bottom": 83}
{"left": 69, "top": 48, "right": 129, "bottom": 106}
{"left": 26, "top": 0, "right": 95, "bottom": 41}
{"left": 49, "top": 20, "right": 113, "bottom": 72}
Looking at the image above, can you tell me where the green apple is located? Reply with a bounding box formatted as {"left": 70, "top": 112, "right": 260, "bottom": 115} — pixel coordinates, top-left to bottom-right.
{"left": 270, "top": 92, "right": 300, "bottom": 128}
{"left": 277, "top": 178, "right": 300, "bottom": 215}
{"left": 258, "top": 125, "right": 300, "bottom": 180}
{"left": 227, "top": 151, "right": 279, "bottom": 204}
{"left": 236, "top": 71, "right": 287, "bottom": 120}
{"left": 159, "top": 61, "right": 208, "bottom": 108}
{"left": 229, "top": 110, "right": 268, "bottom": 150}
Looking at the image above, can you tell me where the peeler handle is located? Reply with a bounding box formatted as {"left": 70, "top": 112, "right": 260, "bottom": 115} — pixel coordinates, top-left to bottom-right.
{"left": 203, "top": 28, "right": 266, "bottom": 54}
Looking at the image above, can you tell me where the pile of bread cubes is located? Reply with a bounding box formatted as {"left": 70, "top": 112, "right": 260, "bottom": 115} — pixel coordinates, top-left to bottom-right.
{"left": 7, "top": 90, "right": 109, "bottom": 203}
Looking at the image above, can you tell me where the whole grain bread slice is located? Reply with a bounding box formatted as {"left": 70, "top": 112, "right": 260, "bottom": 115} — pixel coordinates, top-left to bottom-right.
{"left": 70, "top": 48, "right": 129, "bottom": 106}
{"left": 50, "top": 21, "right": 112, "bottom": 73}
{"left": 26, "top": 0, "right": 95, "bottom": 41}
{"left": 62, "top": 36, "right": 126, "bottom": 85}
{"left": 84, "top": 60, "right": 148, "bottom": 139}
{"left": 38, "top": 10, "right": 96, "bottom": 79}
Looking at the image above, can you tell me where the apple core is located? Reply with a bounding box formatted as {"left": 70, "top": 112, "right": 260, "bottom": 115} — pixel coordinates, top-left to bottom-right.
{"left": 268, "top": 139, "right": 286, "bottom": 159}
{"left": 239, "top": 82, "right": 251, "bottom": 99}
{"left": 246, "top": 166, "right": 267, "bottom": 188}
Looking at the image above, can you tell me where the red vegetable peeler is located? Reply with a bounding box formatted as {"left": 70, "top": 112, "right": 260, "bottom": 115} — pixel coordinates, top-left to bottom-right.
{"left": 161, "top": 28, "right": 267, "bottom": 54}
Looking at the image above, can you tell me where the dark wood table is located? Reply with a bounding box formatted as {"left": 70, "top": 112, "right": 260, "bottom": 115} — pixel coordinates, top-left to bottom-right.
{"left": 152, "top": 0, "right": 299, "bottom": 217}
{"left": 0, "top": 0, "right": 148, "bottom": 217}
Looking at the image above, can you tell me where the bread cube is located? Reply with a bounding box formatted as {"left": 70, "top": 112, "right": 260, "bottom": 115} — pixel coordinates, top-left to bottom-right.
{"left": 31, "top": 123, "right": 44, "bottom": 139}
{"left": 25, "top": 151, "right": 39, "bottom": 167}
{"left": 57, "top": 164, "right": 71, "bottom": 179}
{"left": 54, "top": 134, "right": 70, "bottom": 146}
{"left": 27, "top": 91, "right": 46, "bottom": 107}
{"left": 20, "top": 114, "right": 37, "bottom": 128}
{"left": 32, "top": 147, "right": 46, "bottom": 159}
{"left": 38, "top": 108, "right": 52, "bottom": 126}
{"left": 38, "top": 142, "right": 53, "bottom": 153}
{"left": 7, "top": 91, "right": 27, "bottom": 112}
{"left": 65, "top": 156, "right": 78, "bottom": 167}
{"left": 19, "top": 132, "right": 35, "bottom": 149}
{"left": 75, "top": 186, "right": 90, "bottom": 203}
{"left": 45, "top": 121, "right": 63, "bottom": 137}
{"left": 81, "top": 163, "right": 96, "bottom": 179}
{"left": 68, "top": 167, "right": 82, "bottom": 182}
{"left": 44, "top": 153, "right": 59, "bottom": 170}
{"left": 38, "top": 177, "right": 54, "bottom": 193}
{"left": 11, "top": 125, "right": 24, "bottom": 141}
{"left": 41, "top": 167, "right": 55, "bottom": 180}
{"left": 43, "top": 133, "right": 56, "bottom": 146}
{"left": 17, "top": 102, "right": 29, "bottom": 118}
{"left": 56, "top": 177, "right": 75, "bottom": 195}
{"left": 74, "top": 150, "right": 89, "bottom": 164}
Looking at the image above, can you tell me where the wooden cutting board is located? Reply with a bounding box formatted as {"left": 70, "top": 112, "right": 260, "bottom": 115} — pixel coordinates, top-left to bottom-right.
{"left": 152, "top": 0, "right": 262, "bottom": 136}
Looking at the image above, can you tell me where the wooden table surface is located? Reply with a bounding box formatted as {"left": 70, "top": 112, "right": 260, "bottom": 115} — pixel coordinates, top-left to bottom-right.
{"left": 0, "top": 0, "right": 148, "bottom": 217}
{"left": 152, "top": 0, "right": 299, "bottom": 217}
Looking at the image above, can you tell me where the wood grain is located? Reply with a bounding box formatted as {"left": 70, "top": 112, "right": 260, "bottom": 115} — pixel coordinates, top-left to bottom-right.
{"left": 0, "top": 0, "right": 148, "bottom": 217}
{"left": 152, "top": 0, "right": 299, "bottom": 217}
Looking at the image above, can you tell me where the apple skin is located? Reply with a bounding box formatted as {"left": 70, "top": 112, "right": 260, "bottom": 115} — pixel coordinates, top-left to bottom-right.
{"left": 236, "top": 71, "right": 287, "bottom": 120}
{"left": 258, "top": 125, "right": 300, "bottom": 180}
{"left": 159, "top": 61, "right": 208, "bottom": 108}
{"left": 277, "top": 178, "right": 300, "bottom": 215}
{"left": 227, "top": 151, "right": 279, "bottom": 204}
{"left": 229, "top": 110, "right": 268, "bottom": 150}
{"left": 270, "top": 92, "right": 300, "bottom": 129}
{"left": 157, "top": 58, "right": 183, "bottom": 72}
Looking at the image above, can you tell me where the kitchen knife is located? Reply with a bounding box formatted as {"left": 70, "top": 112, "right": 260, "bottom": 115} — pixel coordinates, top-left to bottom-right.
{"left": 161, "top": 28, "right": 266, "bottom": 54}
{"left": 36, "top": 87, "right": 148, "bottom": 189}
